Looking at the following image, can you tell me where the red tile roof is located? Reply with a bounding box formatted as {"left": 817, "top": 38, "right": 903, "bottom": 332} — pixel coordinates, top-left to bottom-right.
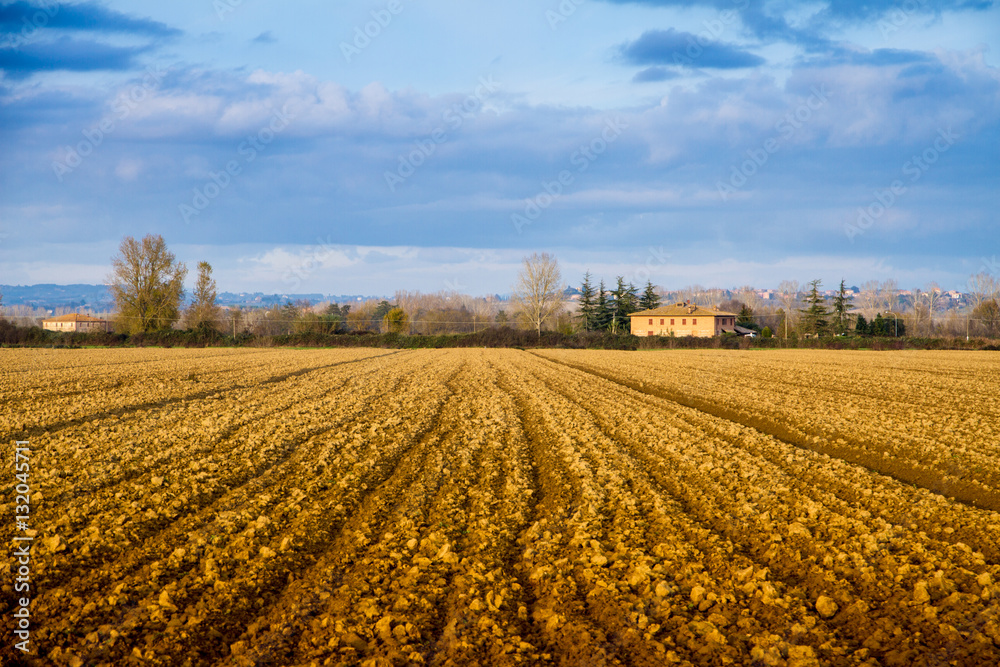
{"left": 630, "top": 303, "right": 737, "bottom": 318}
{"left": 42, "top": 313, "right": 108, "bottom": 323}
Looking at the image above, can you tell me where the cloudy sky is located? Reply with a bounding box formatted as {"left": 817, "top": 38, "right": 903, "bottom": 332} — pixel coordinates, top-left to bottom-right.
{"left": 0, "top": 0, "right": 997, "bottom": 296}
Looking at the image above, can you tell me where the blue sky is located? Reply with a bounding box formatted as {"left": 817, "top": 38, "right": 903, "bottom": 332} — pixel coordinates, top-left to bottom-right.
{"left": 0, "top": 0, "right": 997, "bottom": 295}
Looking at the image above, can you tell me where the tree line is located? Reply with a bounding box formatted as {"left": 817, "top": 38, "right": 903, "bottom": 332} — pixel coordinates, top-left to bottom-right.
{"left": 6, "top": 235, "right": 998, "bottom": 341}
{"left": 575, "top": 273, "right": 660, "bottom": 333}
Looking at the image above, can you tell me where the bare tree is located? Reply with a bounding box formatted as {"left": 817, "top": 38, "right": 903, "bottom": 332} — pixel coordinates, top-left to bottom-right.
{"left": 776, "top": 280, "right": 799, "bottom": 337}
{"left": 925, "top": 282, "right": 942, "bottom": 335}
{"left": 460, "top": 294, "right": 497, "bottom": 333}
{"left": 679, "top": 284, "right": 706, "bottom": 305}
{"left": 909, "top": 286, "right": 927, "bottom": 335}
{"left": 968, "top": 272, "right": 998, "bottom": 310}
{"left": 738, "top": 285, "right": 762, "bottom": 313}
{"left": 512, "top": 252, "right": 563, "bottom": 336}
{"left": 107, "top": 234, "right": 187, "bottom": 334}
{"left": 877, "top": 278, "right": 899, "bottom": 314}
{"left": 224, "top": 306, "right": 246, "bottom": 337}
{"left": 857, "top": 280, "right": 880, "bottom": 319}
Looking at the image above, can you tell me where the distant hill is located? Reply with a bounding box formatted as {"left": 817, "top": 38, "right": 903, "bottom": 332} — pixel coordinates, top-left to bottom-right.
{"left": 0, "top": 284, "right": 382, "bottom": 311}
{"left": 0, "top": 284, "right": 114, "bottom": 309}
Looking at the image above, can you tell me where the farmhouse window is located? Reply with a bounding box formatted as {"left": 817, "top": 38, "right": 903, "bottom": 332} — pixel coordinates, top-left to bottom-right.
{"left": 682, "top": 319, "right": 686, "bottom": 325}
{"left": 648, "top": 331, "right": 653, "bottom": 336}
{"left": 670, "top": 319, "right": 675, "bottom": 325}
{"left": 660, "top": 319, "right": 664, "bottom": 325}
{"left": 649, "top": 318, "right": 653, "bottom": 325}
{"left": 693, "top": 319, "right": 697, "bottom": 325}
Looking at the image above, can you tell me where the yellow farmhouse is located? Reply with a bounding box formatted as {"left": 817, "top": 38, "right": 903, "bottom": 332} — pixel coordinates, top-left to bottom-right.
{"left": 630, "top": 302, "right": 738, "bottom": 338}
{"left": 42, "top": 313, "right": 112, "bottom": 333}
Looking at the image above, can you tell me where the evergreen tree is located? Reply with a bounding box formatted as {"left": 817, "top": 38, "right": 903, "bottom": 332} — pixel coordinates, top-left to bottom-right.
{"left": 798, "top": 279, "right": 830, "bottom": 336}
{"left": 373, "top": 300, "right": 394, "bottom": 328}
{"left": 639, "top": 280, "right": 660, "bottom": 311}
{"left": 854, "top": 313, "right": 869, "bottom": 336}
{"left": 832, "top": 279, "right": 853, "bottom": 334}
{"left": 594, "top": 280, "right": 611, "bottom": 331}
{"left": 872, "top": 313, "right": 903, "bottom": 337}
{"left": 737, "top": 304, "right": 756, "bottom": 329}
{"left": 323, "top": 303, "right": 351, "bottom": 333}
{"left": 578, "top": 271, "right": 597, "bottom": 331}
{"left": 609, "top": 277, "right": 639, "bottom": 332}
{"left": 872, "top": 313, "right": 887, "bottom": 336}
{"left": 624, "top": 282, "right": 639, "bottom": 316}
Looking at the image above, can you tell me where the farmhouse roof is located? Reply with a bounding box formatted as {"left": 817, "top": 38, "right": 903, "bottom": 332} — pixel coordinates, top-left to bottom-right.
{"left": 630, "top": 303, "right": 737, "bottom": 318}
{"left": 42, "top": 313, "right": 107, "bottom": 323}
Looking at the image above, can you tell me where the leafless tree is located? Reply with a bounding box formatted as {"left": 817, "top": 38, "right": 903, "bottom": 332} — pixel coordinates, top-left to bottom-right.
{"left": 512, "top": 252, "right": 563, "bottom": 336}
{"left": 461, "top": 294, "right": 497, "bottom": 333}
{"left": 678, "top": 284, "right": 706, "bottom": 306}
{"left": 925, "top": 282, "right": 942, "bottom": 335}
{"left": 877, "top": 278, "right": 899, "bottom": 314}
{"left": 857, "top": 280, "right": 880, "bottom": 319}
{"left": 777, "top": 280, "right": 799, "bottom": 337}
{"left": 968, "top": 272, "right": 998, "bottom": 310}
{"left": 738, "top": 285, "right": 762, "bottom": 313}
{"left": 909, "top": 286, "right": 927, "bottom": 334}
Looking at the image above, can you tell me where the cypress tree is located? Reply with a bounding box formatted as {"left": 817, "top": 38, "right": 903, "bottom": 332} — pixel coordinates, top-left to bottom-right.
{"left": 595, "top": 280, "right": 611, "bottom": 331}
{"left": 609, "top": 277, "right": 625, "bottom": 333}
{"left": 578, "top": 271, "right": 596, "bottom": 331}
{"left": 832, "top": 279, "right": 853, "bottom": 334}
{"left": 798, "top": 279, "right": 830, "bottom": 336}
{"left": 855, "top": 313, "right": 869, "bottom": 336}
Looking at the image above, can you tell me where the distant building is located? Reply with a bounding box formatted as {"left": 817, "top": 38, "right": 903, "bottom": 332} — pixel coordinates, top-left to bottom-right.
{"left": 630, "top": 302, "right": 738, "bottom": 338}
{"left": 42, "top": 313, "right": 112, "bottom": 333}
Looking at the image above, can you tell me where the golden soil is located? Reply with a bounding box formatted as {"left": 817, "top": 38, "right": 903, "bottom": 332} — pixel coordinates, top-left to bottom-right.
{"left": 2, "top": 347, "right": 998, "bottom": 666}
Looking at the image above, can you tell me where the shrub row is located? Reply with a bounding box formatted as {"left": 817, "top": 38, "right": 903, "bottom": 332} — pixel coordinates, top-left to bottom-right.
{"left": 1, "top": 320, "right": 997, "bottom": 351}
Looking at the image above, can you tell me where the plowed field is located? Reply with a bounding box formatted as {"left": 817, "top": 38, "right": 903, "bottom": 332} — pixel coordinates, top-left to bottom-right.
{"left": 2, "top": 348, "right": 999, "bottom": 666}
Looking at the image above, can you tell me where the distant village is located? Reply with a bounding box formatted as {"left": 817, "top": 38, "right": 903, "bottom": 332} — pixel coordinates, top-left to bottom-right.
{"left": 0, "top": 282, "right": 975, "bottom": 315}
